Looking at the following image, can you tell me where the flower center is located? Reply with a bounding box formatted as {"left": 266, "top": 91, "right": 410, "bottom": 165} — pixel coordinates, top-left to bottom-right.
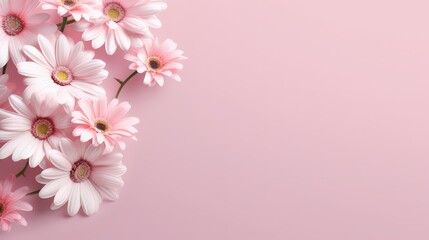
{"left": 52, "top": 67, "right": 73, "bottom": 86}
{"left": 104, "top": 3, "right": 125, "bottom": 22}
{"left": 62, "top": 0, "right": 78, "bottom": 7}
{"left": 94, "top": 119, "right": 110, "bottom": 133}
{"left": 32, "top": 118, "right": 54, "bottom": 140}
{"left": 147, "top": 57, "right": 162, "bottom": 71}
{"left": 70, "top": 160, "right": 91, "bottom": 183}
{"left": 2, "top": 14, "right": 24, "bottom": 36}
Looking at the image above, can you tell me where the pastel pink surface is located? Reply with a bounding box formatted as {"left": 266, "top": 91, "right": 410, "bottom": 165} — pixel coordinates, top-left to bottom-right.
{"left": 2, "top": 0, "right": 429, "bottom": 239}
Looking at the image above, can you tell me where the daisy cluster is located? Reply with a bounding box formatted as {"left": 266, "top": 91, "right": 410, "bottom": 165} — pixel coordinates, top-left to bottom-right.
{"left": 0, "top": 0, "right": 185, "bottom": 231}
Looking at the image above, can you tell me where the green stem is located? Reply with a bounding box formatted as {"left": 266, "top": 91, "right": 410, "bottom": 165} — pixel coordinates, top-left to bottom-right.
{"left": 15, "top": 160, "right": 29, "bottom": 178}
{"left": 60, "top": 17, "right": 68, "bottom": 33}
{"left": 115, "top": 71, "right": 139, "bottom": 98}
{"left": 2, "top": 62, "right": 7, "bottom": 75}
{"left": 27, "top": 189, "right": 41, "bottom": 196}
{"left": 56, "top": 19, "right": 76, "bottom": 27}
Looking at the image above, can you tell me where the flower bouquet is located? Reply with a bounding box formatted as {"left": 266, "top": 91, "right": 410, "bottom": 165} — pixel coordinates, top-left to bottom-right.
{"left": 0, "top": 0, "right": 185, "bottom": 231}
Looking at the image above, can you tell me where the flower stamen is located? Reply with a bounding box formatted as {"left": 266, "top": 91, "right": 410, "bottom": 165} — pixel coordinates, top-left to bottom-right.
{"left": 31, "top": 118, "right": 54, "bottom": 140}
{"left": 52, "top": 67, "right": 73, "bottom": 86}
{"left": 2, "top": 15, "right": 24, "bottom": 36}
{"left": 104, "top": 3, "right": 125, "bottom": 22}
{"left": 94, "top": 119, "right": 110, "bottom": 133}
{"left": 70, "top": 160, "right": 91, "bottom": 183}
{"left": 147, "top": 57, "right": 162, "bottom": 71}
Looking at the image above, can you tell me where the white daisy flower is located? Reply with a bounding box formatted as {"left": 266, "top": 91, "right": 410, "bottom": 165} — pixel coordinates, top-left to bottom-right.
{"left": 0, "top": 94, "right": 71, "bottom": 168}
{"left": 17, "top": 34, "right": 108, "bottom": 112}
{"left": 37, "top": 139, "right": 127, "bottom": 216}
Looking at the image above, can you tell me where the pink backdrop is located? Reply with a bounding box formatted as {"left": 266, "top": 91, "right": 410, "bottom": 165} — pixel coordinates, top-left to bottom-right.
{"left": 3, "top": 0, "right": 429, "bottom": 239}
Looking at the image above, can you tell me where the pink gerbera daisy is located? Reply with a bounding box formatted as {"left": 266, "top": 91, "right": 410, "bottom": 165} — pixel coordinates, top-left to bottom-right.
{"left": 0, "top": 94, "right": 71, "bottom": 168}
{"left": 72, "top": 96, "right": 139, "bottom": 152}
{"left": 36, "top": 139, "right": 127, "bottom": 216}
{"left": 75, "top": 0, "right": 167, "bottom": 55}
{"left": 17, "top": 34, "right": 108, "bottom": 112}
{"left": 124, "top": 38, "right": 186, "bottom": 87}
{"left": 0, "top": 0, "right": 57, "bottom": 67}
{"left": 0, "top": 174, "right": 33, "bottom": 232}
{"left": 40, "top": 0, "right": 102, "bottom": 21}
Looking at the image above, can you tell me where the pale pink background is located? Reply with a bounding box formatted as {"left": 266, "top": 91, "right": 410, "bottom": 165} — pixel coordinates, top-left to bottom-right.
{"left": 2, "top": 0, "right": 429, "bottom": 239}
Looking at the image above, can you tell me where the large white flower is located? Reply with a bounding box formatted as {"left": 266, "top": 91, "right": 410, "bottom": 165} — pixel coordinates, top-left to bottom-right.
{"left": 75, "top": 0, "right": 167, "bottom": 55}
{"left": 0, "top": 94, "right": 71, "bottom": 168}
{"left": 17, "top": 34, "right": 108, "bottom": 112}
{"left": 36, "top": 139, "right": 127, "bottom": 216}
{"left": 0, "top": 0, "right": 57, "bottom": 67}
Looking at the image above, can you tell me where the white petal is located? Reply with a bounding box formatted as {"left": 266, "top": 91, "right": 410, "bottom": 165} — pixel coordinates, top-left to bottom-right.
{"left": 9, "top": 38, "right": 25, "bottom": 65}
{"left": 67, "top": 184, "right": 81, "bottom": 216}
{"left": 0, "top": 135, "right": 22, "bottom": 159}
{"left": 57, "top": 6, "right": 68, "bottom": 16}
{"left": 29, "top": 141, "right": 45, "bottom": 168}
{"left": 80, "top": 181, "right": 101, "bottom": 216}
{"left": 96, "top": 185, "right": 119, "bottom": 201}
{"left": 22, "top": 45, "right": 51, "bottom": 69}
{"left": 92, "top": 31, "right": 106, "bottom": 49}
{"left": 90, "top": 172, "right": 124, "bottom": 189}
{"left": 105, "top": 29, "right": 117, "bottom": 55}
{"left": 84, "top": 144, "right": 104, "bottom": 162}
{"left": 41, "top": 168, "right": 69, "bottom": 180}
{"left": 13, "top": 135, "right": 38, "bottom": 161}
{"left": 55, "top": 34, "right": 70, "bottom": 66}
{"left": 71, "top": 82, "right": 105, "bottom": 96}
{"left": 46, "top": 150, "right": 72, "bottom": 171}
{"left": 27, "top": 13, "right": 50, "bottom": 26}
{"left": 59, "top": 138, "right": 80, "bottom": 163}
{"left": 17, "top": 62, "right": 51, "bottom": 78}
{"left": 115, "top": 27, "right": 131, "bottom": 51}
{"left": 82, "top": 25, "right": 103, "bottom": 41}
{"left": 0, "top": 38, "right": 9, "bottom": 68}
{"left": 54, "top": 180, "right": 73, "bottom": 206}
{"left": 39, "top": 177, "right": 70, "bottom": 199}
{"left": 37, "top": 35, "right": 56, "bottom": 67}
{"left": 0, "top": 117, "right": 32, "bottom": 131}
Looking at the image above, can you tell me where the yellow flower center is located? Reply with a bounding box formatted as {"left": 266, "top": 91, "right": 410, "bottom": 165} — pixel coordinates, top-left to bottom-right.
{"left": 107, "top": 9, "right": 120, "bottom": 20}
{"left": 32, "top": 118, "right": 54, "bottom": 140}
{"left": 36, "top": 123, "right": 50, "bottom": 135}
{"left": 104, "top": 3, "right": 125, "bottom": 22}
{"left": 56, "top": 70, "right": 69, "bottom": 81}
{"left": 52, "top": 67, "right": 72, "bottom": 86}
{"left": 71, "top": 160, "right": 91, "bottom": 183}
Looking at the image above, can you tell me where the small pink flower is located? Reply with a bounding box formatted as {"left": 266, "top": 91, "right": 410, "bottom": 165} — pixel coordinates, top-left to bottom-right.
{"left": 72, "top": 96, "right": 139, "bottom": 152}
{"left": 17, "top": 34, "right": 108, "bottom": 112}
{"left": 0, "top": 0, "right": 57, "bottom": 67}
{"left": 40, "top": 0, "right": 102, "bottom": 21}
{"left": 124, "top": 38, "right": 186, "bottom": 87}
{"left": 0, "top": 174, "right": 33, "bottom": 232}
{"left": 75, "top": 0, "right": 167, "bottom": 55}
{"left": 37, "top": 139, "right": 127, "bottom": 216}
{"left": 0, "top": 94, "right": 71, "bottom": 168}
